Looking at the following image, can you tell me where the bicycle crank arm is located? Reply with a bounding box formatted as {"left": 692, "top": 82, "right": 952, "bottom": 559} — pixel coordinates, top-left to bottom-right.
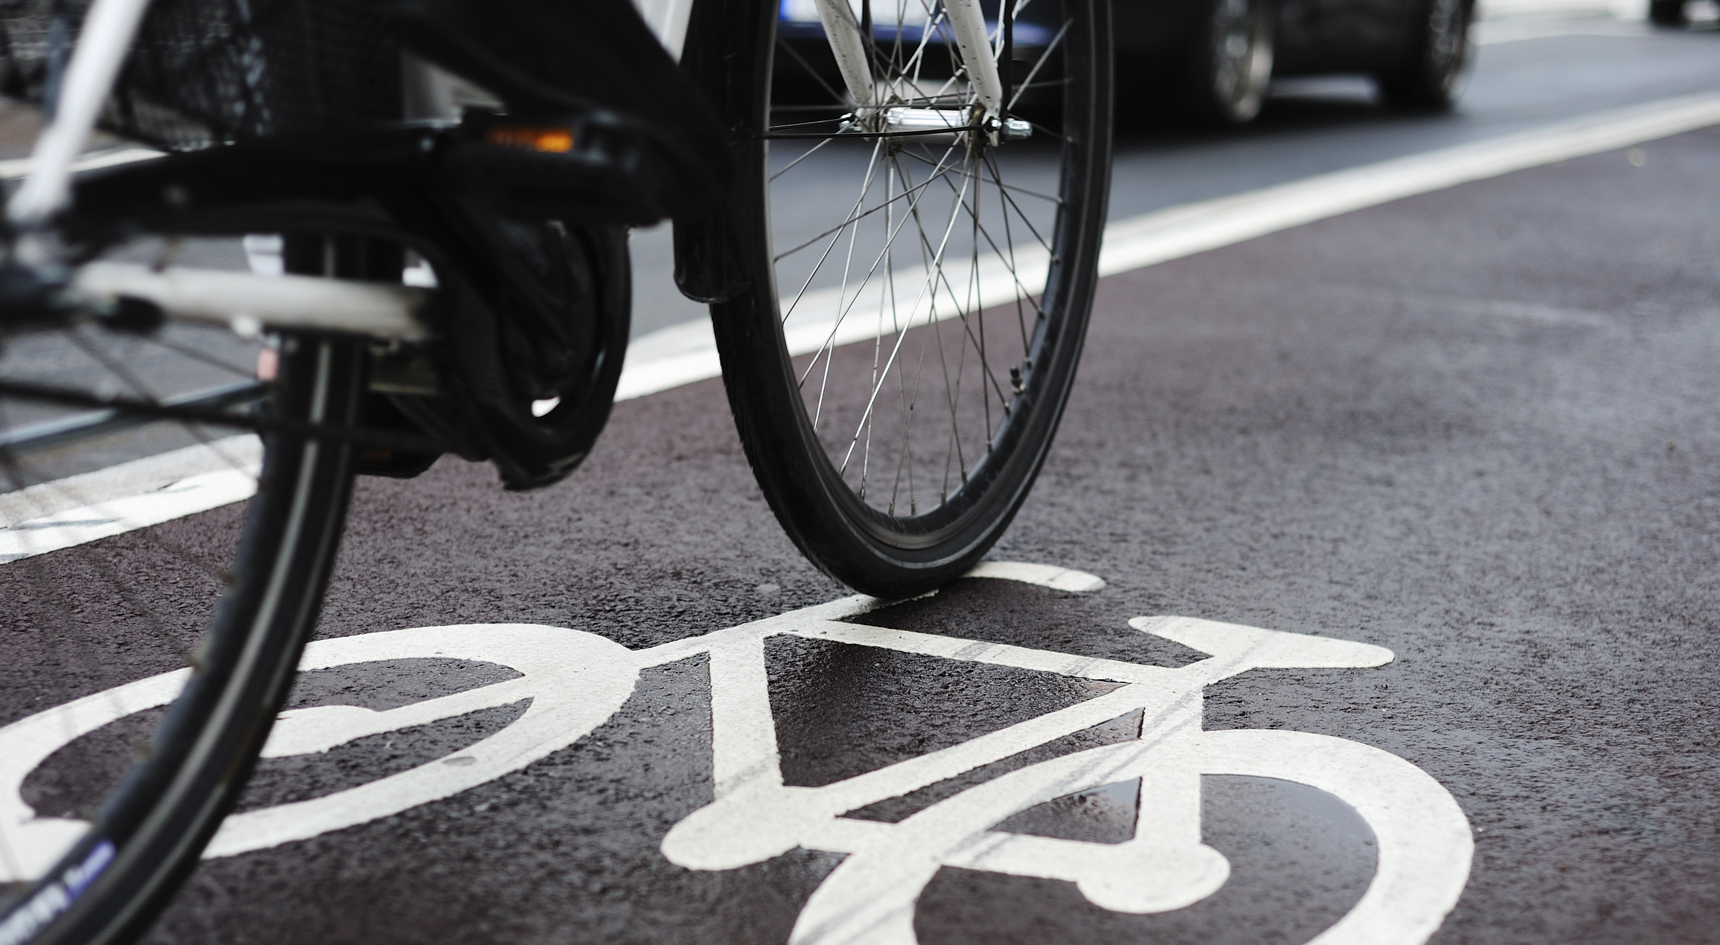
{"left": 71, "top": 262, "right": 434, "bottom": 342}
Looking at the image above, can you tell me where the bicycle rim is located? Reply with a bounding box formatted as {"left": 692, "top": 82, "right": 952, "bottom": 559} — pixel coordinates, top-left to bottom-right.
{"left": 709, "top": 0, "right": 1112, "bottom": 596}
{"left": 0, "top": 326, "right": 362, "bottom": 945}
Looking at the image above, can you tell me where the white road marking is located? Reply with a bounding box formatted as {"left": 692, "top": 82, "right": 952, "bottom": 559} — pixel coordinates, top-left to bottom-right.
{"left": 614, "top": 90, "right": 1720, "bottom": 403}
{"left": 1, "top": 563, "right": 1472, "bottom": 944}
{"left": 208, "top": 623, "right": 639, "bottom": 858}
{"left": 0, "top": 436, "right": 259, "bottom": 563}
{"left": 12, "top": 91, "right": 1717, "bottom": 558}
{"left": 963, "top": 559, "right": 1108, "bottom": 591}
{"left": 1094, "top": 91, "right": 1720, "bottom": 277}
{"left": 1477, "top": 0, "right": 1646, "bottom": 21}
{"left": 1473, "top": 15, "right": 1653, "bottom": 44}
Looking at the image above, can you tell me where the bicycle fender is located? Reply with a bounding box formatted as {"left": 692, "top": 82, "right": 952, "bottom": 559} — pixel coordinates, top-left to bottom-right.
{"left": 671, "top": 0, "right": 775, "bottom": 304}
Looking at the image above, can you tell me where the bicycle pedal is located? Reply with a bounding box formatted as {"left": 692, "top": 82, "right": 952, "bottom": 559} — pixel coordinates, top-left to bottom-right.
{"left": 355, "top": 365, "right": 444, "bottom": 479}
{"left": 368, "top": 352, "right": 440, "bottom": 397}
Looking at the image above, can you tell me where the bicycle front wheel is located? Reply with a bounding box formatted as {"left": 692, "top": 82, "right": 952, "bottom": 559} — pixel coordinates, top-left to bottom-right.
{"left": 704, "top": 0, "right": 1113, "bottom": 597}
{"left": 0, "top": 329, "right": 363, "bottom": 945}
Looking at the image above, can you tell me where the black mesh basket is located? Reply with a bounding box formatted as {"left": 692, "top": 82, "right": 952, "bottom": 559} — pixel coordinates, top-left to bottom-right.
{"left": 0, "top": 0, "right": 401, "bottom": 151}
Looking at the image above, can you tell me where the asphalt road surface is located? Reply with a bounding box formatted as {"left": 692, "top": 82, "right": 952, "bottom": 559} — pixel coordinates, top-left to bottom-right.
{"left": 120, "top": 116, "right": 1719, "bottom": 945}
{"left": 5, "top": 12, "right": 1720, "bottom": 945}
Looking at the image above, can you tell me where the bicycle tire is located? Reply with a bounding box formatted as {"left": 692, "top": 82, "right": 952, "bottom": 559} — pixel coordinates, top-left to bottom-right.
{"left": 700, "top": 0, "right": 1113, "bottom": 597}
{"left": 0, "top": 332, "right": 362, "bottom": 945}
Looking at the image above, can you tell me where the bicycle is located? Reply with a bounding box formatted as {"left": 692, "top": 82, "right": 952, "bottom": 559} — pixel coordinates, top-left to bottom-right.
{"left": 0, "top": 562, "right": 1473, "bottom": 944}
{"left": 0, "top": 0, "right": 1112, "bottom": 941}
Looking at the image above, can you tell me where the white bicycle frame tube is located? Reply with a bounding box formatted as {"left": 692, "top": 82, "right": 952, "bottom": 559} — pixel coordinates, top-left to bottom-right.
{"left": 813, "top": 0, "right": 877, "bottom": 108}
{"left": 630, "top": 0, "right": 697, "bottom": 61}
{"left": 7, "top": 0, "right": 154, "bottom": 226}
{"left": 817, "top": 0, "right": 1004, "bottom": 117}
{"left": 73, "top": 263, "right": 433, "bottom": 341}
{"left": 943, "top": 0, "right": 1005, "bottom": 118}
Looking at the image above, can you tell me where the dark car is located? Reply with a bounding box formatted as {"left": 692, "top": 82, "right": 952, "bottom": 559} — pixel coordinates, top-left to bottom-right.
{"left": 776, "top": 0, "right": 1473, "bottom": 125}
{"left": 1118, "top": 0, "right": 1473, "bottom": 123}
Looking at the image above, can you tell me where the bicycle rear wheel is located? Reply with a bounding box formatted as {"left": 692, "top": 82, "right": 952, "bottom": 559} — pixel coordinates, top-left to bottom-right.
{"left": 701, "top": 0, "right": 1113, "bottom": 597}
{"left": 0, "top": 324, "right": 363, "bottom": 945}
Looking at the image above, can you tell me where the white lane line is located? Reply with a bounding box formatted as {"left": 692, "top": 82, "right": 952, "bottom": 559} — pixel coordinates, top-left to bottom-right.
{"left": 7, "top": 91, "right": 1720, "bottom": 559}
{"left": 1096, "top": 91, "right": 1720, "bottom": 275}
{"left": 1477, "top": 0, "right": 1645, "bottom": 20}
{"left": 1473, "top": 16, "right": 1653, "bottom": 44}
{"left": 615, "top": 90, "right": 1720, "bottom": 402}
{"left": 0, "top": 436, "right": 259, "bottom": 563}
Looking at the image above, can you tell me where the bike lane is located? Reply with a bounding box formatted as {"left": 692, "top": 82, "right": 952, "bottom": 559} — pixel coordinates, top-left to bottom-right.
{"left": 13, "top": 126, "right": 1720, "bottom": 945}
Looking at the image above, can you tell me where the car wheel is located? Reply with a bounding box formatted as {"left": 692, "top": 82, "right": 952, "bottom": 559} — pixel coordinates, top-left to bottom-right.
{"left": 1377, "top": 0, "right": 1473, "bottom": 111}
{"left": 1180, "top": 0, "right": 1276, "bottom": 125}
{"left": 1648, "top": 0, "right": 1687, "bottom": 25}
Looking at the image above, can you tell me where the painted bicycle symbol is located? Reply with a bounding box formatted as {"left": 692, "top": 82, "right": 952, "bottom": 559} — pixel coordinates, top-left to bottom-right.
{"left": 0, "top": 562, "right": 1472, "bottom": 944}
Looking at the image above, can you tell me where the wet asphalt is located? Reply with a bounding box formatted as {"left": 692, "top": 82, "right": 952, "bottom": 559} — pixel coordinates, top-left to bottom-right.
{"left": 3, "top": 17, "right": 1719, "bottom": 944}
{"left": 93, "top": 119, "right": 1720, "bottom": 943}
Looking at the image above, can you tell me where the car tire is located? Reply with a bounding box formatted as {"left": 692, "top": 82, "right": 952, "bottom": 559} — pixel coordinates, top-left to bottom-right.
{"left": 1377, "top": 0, "right": 1473, "bottom": 111}
{"left": 1179, "top": 0, "right": 1276, "bottom": 125}
{"left": 1648, "top": 0, "right": 1687, "bottom": 25}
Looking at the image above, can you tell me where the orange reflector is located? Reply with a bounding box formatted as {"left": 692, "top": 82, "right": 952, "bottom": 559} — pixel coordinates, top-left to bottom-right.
{"left": 486, "top": 126, "right": 575, "bottom": 153}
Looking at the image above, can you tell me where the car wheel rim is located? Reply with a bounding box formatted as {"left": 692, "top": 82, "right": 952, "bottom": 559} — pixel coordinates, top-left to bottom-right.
{"left": 1210, "top": 0, "right": 1270, "bottom": 120}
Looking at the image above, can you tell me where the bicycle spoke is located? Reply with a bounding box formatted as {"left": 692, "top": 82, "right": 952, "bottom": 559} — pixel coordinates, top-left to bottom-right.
{"left": 1025, "top": 119, "right": 1072, "bottom": 144}
{"left": 987, "top": 150, "right": 1035, "bottom": 354}
{"left": 781, "top": 138, "right": 889, "bottom": 322}
{"left": 897, "top": 169, "right": 1024, "bottom": 410}
{"left": 135, "top": 332, "right": 256, "bottom": 380}
{"left": 1008, "top": 19, "right": 1070, "bottom": 112}
{"left": 775, "top": 35, "right": 850, "bottom": 105}
{"left": 774, "top": 157, "right": 956, "bottom": 265}
{"left": 771, "top": 134, "right": 839, "bottom": 182}
{"left": 838, "top": 150, "right": 973, "bottom": 476}
{"left": 971, "top": 167, "right": 994, "bottom": 445}
{"left": 756, "top": 0, "right": 1090, "bottom": 528}
{"left": 796, "top": 143, "right": 967, "bottom": 386}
